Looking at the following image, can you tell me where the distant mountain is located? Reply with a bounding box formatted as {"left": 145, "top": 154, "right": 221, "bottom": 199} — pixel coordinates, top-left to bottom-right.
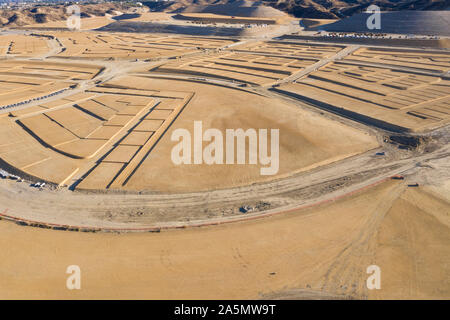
{"left": 0, "top": 2, "right": 126, "bottom": 27}
{"left": 170, "top": 0, "right": 287, "bottom": 17}
{"left": 142, "top": 0, "right": 450, "bottom": 19}
{"left": 269, "top": 0, "right": 450, "bottom": 18}
{"left": 1, "top": 0, "right": 449, "bottom": 22}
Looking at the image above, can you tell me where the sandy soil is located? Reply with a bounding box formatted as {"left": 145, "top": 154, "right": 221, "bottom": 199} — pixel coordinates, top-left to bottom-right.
{"left": 275, "top": 61, "right": 450, "bottom": 133}
{"left": 45, "top": 31, "right": 234, "bottom": 59}
{"left": 0, "top": 179, "right": 448, "bottom": 299}
{"left": 301, "top": 18, "right": 337, "bottom": 30}
{"left": 0, "top": 73, "right": 379, "bottom": 192}
{"left": 120, "top": 77, "right": 378, "bottom": 192}
{"left": 0, "top": 22, "right": 449, "bottom": 300}
{"left": 368, "top": 186, "right": 450, "bottom": 299}
{"left": 23, "top": 16, "right": 115, "bottom": 31}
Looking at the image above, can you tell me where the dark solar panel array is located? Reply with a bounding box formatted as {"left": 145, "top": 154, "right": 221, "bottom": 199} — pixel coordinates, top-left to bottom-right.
{"left": 319, "top": 11, "right": 450, "bottom": 37}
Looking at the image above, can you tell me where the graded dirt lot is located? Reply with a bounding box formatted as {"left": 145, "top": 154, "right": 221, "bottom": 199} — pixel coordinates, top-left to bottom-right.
{"left": 151, "top": 41, "right": 345, "bottom": 86}
{"left": 0, "top": 74, "right": 378, "bottom": 191}
{"left": 0, "top": 34, "right": 51, "bottom": 56}
{"left": 152, "top": 51, "right": 317, "bottom": 86}
{"left": 0, "top": 59, "right": 101, "bottom": 107}
{"left": 346, "top": 47, "right": 450, "bottom": 73}
{"left": 22, "top": 16, "right": 116, "bottom": 31}
{"left": 114, "top": 77, "right": 377, "bottom": 192}
{"left": 0, "top": 14, "right": 449, "bottom": 300}
{"left": 46, "top": 31, "right": 236, "bottom": 59}
{"left": 274, "top": 56, "right": 450, "bottom": 132}
{"left": 0, "top": 179, "right": 448, "bottom": 299}
{"left": 234, "top": 40, "right": 344, "bottom": 58}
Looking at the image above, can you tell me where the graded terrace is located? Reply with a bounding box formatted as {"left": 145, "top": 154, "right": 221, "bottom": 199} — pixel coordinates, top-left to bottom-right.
{"left": 0, "top": 5, "right": 449, "bottom": 300}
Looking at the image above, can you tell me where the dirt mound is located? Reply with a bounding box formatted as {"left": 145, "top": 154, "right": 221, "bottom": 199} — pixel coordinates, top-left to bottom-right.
{"left": 113, "top": 13, "right": 141, "bottom": 21}
{"left": 301, "top": 18, "right": 337, "bottom": 29}
{"left": 173, "top": 1, "right": 286, "bottom": 18}
{"left": 98, "top": 21, "right": 259, "bottom": 36}
{"left": 142, "top": 0, "right": 450, "bottom": 19}
{"left": 34, "top": 13, "right": 47, "bottom": 24}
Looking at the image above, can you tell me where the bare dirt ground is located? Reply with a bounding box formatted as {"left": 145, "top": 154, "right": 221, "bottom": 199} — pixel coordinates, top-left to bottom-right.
{"left": 0, "top": 10, "right": 449, "bottom": 299}
{"left": 0, "top": 24, "right": 448, "bottom": 231}
{"left": 22, "top": 16, "right": 115, "bottom": 31}
{"left": 0, "top": 3, "right": 127, "bottom": 28}
{"left": 0, "top": 125, "right": 448, "bottom": 230}
{"left": 1, "top": 176, "right": 448, "bottom": 299}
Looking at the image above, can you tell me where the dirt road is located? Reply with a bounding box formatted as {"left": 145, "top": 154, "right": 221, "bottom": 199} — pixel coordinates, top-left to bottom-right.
{"left": 1, "top": 178, "right": 448, "bottom": 299}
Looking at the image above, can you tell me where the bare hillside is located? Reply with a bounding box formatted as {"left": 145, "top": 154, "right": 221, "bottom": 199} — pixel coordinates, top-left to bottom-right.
{"left": 0, "top": 3, "right": 128, "bottom": 27}
{"left": 142, "top": 0, "right": 450, "bottom": 19}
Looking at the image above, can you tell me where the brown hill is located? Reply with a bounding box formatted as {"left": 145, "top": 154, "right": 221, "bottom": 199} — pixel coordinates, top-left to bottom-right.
{"left": 2, "top": 1, "right": 449, "bottom": 26}
{"left": 0, "top": 3, "right": 128, "bottom": 27}
{"left": 172, "top": 0, "right": 286, "bottom": 17}
{"left": 143, "top": 0, "right": 450, "bottom": 19}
